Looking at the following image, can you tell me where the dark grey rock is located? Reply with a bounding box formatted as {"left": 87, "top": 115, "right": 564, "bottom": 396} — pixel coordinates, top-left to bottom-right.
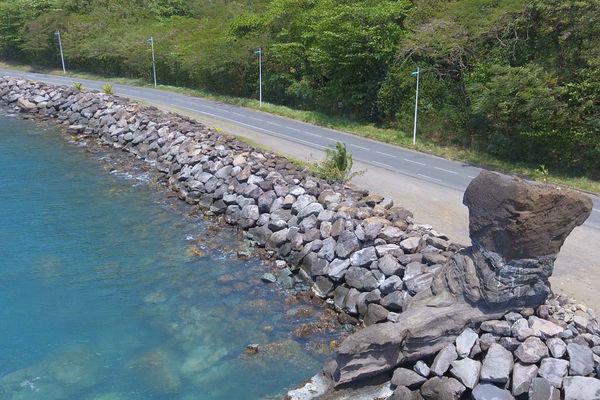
{"left": 481, "top": 320, "right": 511, "bottom": 336}
{"left": 261, "top": 273, "right": 277, "bottom": 283}
{"left": 499, "top": 337, "right": 521, "bottom": 352}
{"left": 563, "top": 376, "right": 600, "bottom": 400}
{"left": 379, "top": 275, "right": 403, "bottom": 295}
{"left": 257, "top": 190, "right": 277, "bottom": 213}
{"left": 313, "top": 276, "right": 334, "bottom": 298}
{"left": 333, "top": 286, "right": 349, "bottom": 310}
{"left": 430, "top": 344, "right": 458, "bottom": 377}
{"left": 528, "top": 377, "right": 560, "bottom": 400}
{"left": 472, "top": 383, "right": 515, "bottom": 400}
{"left": 391, "top": 368, "right": 427, "bottom": 389}
{"left": 404, "top": 273, "right": 433, "bottom": 295}
{"left": 413, "top": 360, "right": 430, "bottom": 378}
{"left": 420, "top": 376, "right": 465, "bottom": 400}
{"left": 403, "top": 262, "right": 424, "bottom": 280}
{"left": 380, "top": 291, "right": 404, "bottom": 312}
{"left": 326, "top": 258, "right": 351, "bottom": 281}
{"left": 247, "top": 225, "right": 272, "bottom": 246}
{"left": 335, "top": 230, "right": 360, "bottom": 258}
{"left": 512, "top": 363, "right": 538, "bottom": 396}
{"left": 567, "top": 343, "right": 594, "bottom": 376}
{"left": 471, "top": 382, "right": 514, "bottom": 400}
{"left": 399, "top": 237, "right": 421, "bottom": 253}
{"left": 298, "top": 202, "right": 324, "bottom": 219}
{"left": 455, "top": 328, "right": 479, "bottom": 358}
{"left": 480, "top": 343, "right": 513, "bottom": 384}
{"left": 365, "top": 303, "right": 389, "bottom": 326}
{"left": 450, "top": 358, "right": 480, "bottom": 389}
{"left": 538, "top": 358, "right": 569, "bottom": 388}
{"left": 529, "top": 316, "right": 564, "bottom": 338}
{"left": 386, "top": 385, "right": 412, "bottom": 400}
{"left": 512, "top": 318, "right": 535, "bottom": 341}
{"left": 317, "top": 237, "right": 336, "bottom": 262}
{"left": 350, "top": 246, "right": 378, "bottom": 267}
{"left": 378, "top": 254, "right": 403, "bottom": 276}
{"left": 345, "top": 267, "right": 383, "bottom": 291}
{"left": 514, "top": 336, "right": 549, "bottom": 364}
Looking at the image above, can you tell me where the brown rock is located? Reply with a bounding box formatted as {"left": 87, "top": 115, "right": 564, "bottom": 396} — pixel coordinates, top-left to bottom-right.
{"left": 463, "top": 171, "right": 592, "bottom": 260}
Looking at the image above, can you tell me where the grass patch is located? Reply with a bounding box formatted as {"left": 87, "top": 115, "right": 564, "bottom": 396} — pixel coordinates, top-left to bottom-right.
{"left": 2, "top": 60, "right": 598, "bottom": 195}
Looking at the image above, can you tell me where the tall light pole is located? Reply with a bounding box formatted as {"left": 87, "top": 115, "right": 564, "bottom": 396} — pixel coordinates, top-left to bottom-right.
{"left": 147, "top": 36, "right": 157, "bottom": 87}
{"left": 255, "top": 47, "right": 262, "bottom": 107}
{"left": 54, "top": 31, "right": 66, "bottom": 74}
{"left": 411, "top": 67, "right": 420, "bottom": 146}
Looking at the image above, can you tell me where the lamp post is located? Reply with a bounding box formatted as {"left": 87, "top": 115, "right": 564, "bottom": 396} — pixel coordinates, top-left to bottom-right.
{"left": 411, "top": 67, "right": 420, "bottom": 146}
{"left": 255, "top": 47, "right": 262, "bottom": 107}
{"left": 147, "top": 36, "right": 157, "bottom": 87}
{"left": 54, "top": 31, "right": 66, "bottom": 74}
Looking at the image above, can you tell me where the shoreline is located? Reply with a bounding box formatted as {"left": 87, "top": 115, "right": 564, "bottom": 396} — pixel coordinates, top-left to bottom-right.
{"left": 3, "top": 77, "right": 599, "bottom": 400}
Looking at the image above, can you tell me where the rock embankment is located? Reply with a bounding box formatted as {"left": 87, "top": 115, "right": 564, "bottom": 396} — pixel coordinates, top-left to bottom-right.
{"left": 289, "top": 294, "right": 600, "bottom": 400}
{"left": 2, "top": 77, "right": 599, "bottom": 400}
{"left": 0, "top": 76, "right": 453, "bottom": 324}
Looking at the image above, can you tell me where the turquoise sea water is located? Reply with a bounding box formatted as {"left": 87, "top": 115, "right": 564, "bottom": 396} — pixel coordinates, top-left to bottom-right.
{"left": 0, "top": 114, "right": 328, "bottom": 400}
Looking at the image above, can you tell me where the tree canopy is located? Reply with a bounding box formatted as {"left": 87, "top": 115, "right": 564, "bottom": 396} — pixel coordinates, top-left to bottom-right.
{"left": 0, "top": 0, "right": 598, "bottom": 178}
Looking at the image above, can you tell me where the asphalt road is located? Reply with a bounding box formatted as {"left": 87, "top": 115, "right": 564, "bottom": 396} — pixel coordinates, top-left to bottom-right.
{"left": 2, "top": 68, "right": 599, "bottom": 230}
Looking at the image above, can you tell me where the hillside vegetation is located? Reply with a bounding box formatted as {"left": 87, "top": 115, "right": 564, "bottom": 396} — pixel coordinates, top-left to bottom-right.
{"left": 1, "top": 0, "right": 598, "bottom": 179}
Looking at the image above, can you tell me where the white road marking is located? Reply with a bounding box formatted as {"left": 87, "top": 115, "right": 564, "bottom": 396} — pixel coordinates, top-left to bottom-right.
{"left": 324, "top": 137, "right": 337, "bottom": 142}
{"left": 434, "top": 166, "right": 458, "bottom": 175}
{"left": 266, "top": 121, "right": 282, "bottom": 127}
{"left": 350, "top": 144, "right": 369, "bottom": 151}
{"left": 248, "top": 116, "right": 263, "bottom": 122}
{"left": 231, "top": 111, "right": 245, "bottom": 117}
{"left": 288, "top": 127, "right": 302, "bottom": 132}
{"left": 418, "top": 173, "right": 442, "bottom": 183}
{"left": 404, "top": 158, "right": 426, "bottom": 166}
{"left": 177, "top": 106, "right": 328, "bottom": 150}
{"left": 372, "top": 161, "right": 396, "bottom": 170}
{"left": 304, "top": 132, "right": 321, "bottom": 137}
{"left": 376, "top": 151, "right": 396, "bottom": 158}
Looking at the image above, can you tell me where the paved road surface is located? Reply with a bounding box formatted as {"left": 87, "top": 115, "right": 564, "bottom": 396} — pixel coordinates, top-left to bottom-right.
{"left": 2, "top": 67, "right": 598, "bottom": 230}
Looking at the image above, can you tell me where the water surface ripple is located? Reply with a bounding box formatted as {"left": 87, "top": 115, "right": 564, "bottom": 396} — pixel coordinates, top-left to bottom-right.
{"left": 0, "top": 114, "right": 330, "bottom": 400}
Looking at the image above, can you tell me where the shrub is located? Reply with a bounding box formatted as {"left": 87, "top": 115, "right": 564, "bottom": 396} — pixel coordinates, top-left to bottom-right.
{"left": 312, "top": 142, "right": 364, "bottom": 183}
{"left": 101, "top": 84, "right": 114, "bottom": 95}
{"left": 73, "top": 82, "right": 84, "bottom": 92}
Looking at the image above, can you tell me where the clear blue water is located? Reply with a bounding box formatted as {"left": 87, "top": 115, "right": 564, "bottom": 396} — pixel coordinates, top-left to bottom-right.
{"left": 0, "top": 114, "right": 329, "bottom": 400}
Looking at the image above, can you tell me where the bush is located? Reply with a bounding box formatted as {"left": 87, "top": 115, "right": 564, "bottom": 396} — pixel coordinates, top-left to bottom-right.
{"left": 101, "top": 84, "right": 114, "bottom": 95}
{"left": 73, "top": 82, "right": 84, "bottom": 91}
{"left": 312, "top": 142, "right": 364, "bottom": 183}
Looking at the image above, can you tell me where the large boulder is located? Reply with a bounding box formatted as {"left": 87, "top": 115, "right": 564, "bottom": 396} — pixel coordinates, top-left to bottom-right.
{"left": 463, "top": 171, "right": 592, "bottom": 260}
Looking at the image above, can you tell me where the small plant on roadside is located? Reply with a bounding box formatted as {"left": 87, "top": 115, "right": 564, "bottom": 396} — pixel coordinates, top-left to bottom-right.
{"left": 102, "top": 84, "right": 114, "bottom": 95}
{"left": 73, "top": 82, "right": 84, "bottom": 92}
{"left": 533, "top": 164, "right": 549, "bottom": 184}
{"left": 312, "top": 142, "right": 365, "bottom": 183}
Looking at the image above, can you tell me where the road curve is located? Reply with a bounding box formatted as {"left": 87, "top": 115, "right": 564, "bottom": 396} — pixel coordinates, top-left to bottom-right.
{"left": 2, "top": 67, "right": 599, "bottom": 230}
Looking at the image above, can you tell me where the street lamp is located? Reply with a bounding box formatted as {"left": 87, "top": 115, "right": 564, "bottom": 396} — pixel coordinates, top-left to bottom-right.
{"left": 54, "top": 31, "right": 66, "bottom": 74}
{"left": 147, "top": 36, "right": 157, "bottom": 87}
{"left": 411, "top": 67, "right": 420, "bottom": 146}
{"left": 255, "top": 47, "right": 262, "bottom": 107}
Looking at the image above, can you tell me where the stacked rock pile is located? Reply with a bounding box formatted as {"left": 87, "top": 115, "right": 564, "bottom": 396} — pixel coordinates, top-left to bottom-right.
{"left": 384, "top": 294, "right": 600, "bottom": 400}
{"left": 4, "top": 78, "right": 599, "bottom": 399}
{"left": 0, "top": 77, "right": 454, "bottom": 326}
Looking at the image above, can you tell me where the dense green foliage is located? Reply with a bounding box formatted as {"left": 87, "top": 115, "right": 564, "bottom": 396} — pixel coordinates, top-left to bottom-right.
{"left": 1, "top": 0, "right": 598, "bottom": 178}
